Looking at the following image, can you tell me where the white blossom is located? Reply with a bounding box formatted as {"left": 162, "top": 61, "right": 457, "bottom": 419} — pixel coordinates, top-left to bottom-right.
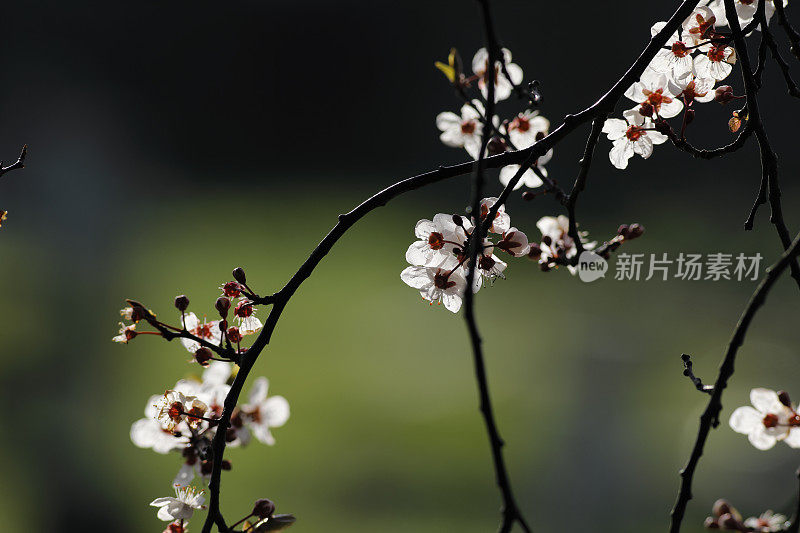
{"left": 729, "top": 388, "right": 800, "bottom": 450}
{"left": 400, "top": 262, "right": 467, "bottom": 313}
{"left": 602, "top": 109, "right": 667, "bottom": 170}
{"left": 150, "top": 485, "right": 206, "bottom": 522}
{"left": 624, "top": 68, "right": 683, "bottom": 118}
{"left": 694, "top": 44, "right": 736, "bottom": 81}
{"left": 241, "top": 377, "right": 291, "bottom": 445}
{"left": 743, "top": 510, "right": 788, "bottom": 532}
{"left": 436, "top": 101, "right": 485, "bottom": 159}
{"left": 647, "top": 21, "right": 694, "bottom": 79}
{"left": 406, "top": 213, "right": 468, "bottom": 267}
{"left": 180, "top": 312, "right": 222, "bottom": 353}
{"left": 479, "top": 197, "right": 511, "bottom": 234}
{"left": 471, "top": 47, "right": 523, "bottom": 102}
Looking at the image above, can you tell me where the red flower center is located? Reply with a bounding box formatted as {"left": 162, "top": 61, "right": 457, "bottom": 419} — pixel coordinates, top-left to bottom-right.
{"left": 433, "top": 270, "right": 456, "bottom": 290}
{"left": 763, "top": 413, "right": 779, "bottom": 428}
{"left": 461, "top": 121, "right": 476, "bottom": 134}
{"left": 671, "top": 41, "right": 688, "bottom": 58}
{"left": 625, "top": 126, "right": 644, "bottom": 141}
{"left": 428, "top": 231, "right": 445, "bottom": 250}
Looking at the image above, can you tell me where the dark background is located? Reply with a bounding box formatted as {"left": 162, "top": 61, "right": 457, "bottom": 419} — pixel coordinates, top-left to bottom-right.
{"left": 2, "top": 1, "right": 800, "bottom": 531}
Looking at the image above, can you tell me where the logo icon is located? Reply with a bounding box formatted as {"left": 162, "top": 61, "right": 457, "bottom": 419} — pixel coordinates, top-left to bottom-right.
{"left": 577, "top": 250, "right": 608, "bottom": 283}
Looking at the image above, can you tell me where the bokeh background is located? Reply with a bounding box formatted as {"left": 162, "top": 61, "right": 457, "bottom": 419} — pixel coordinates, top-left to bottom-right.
{"left": 2, "top": 1, "right": 800, "bottom": 531}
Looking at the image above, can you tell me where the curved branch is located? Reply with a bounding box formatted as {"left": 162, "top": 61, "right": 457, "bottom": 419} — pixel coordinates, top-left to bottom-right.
{"left": 668, "top": 230, "right": 800, "bottom": 531}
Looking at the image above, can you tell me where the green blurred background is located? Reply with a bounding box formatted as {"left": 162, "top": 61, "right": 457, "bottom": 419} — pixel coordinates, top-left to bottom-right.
{"left": 2, "top": 1, "right": 800, "bottom": 532}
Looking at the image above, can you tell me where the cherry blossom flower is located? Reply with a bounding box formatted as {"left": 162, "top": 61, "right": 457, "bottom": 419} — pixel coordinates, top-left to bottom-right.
{"left": 131, "top": 393, "right": 190, "bottom": 454}
{"left": 406, "top": 213, "right": 468, "bottom": 267}
{"left": 436, "top": 101, "right": 485, "bottom": 159}
{"left": 150, "top": 485, "right": 206, "bottom": 521}
{"left": 694, "top": 44, "right": 736, "bottom": 81}
{"left": 743, "top": 510, "right": 788, "bottom": 532}
{"left": 475, "top": 251, "right": 507, "bottom": 286}
{"left": 155, "top": 390, "right": 209, "bottom": 431}
{"left": 507, "top": 110, "right": 549, "bottom": 149}
{"left": 729, "top": 388, "right": 800, "bottom": 450}
{"left": 471, "top": 47, "right": 523, "bottom": 102}
{"left": 537, "top": 215, "right": 594, "bottom": 273}
{"left": 495, "top": 228, "right": 531, "bottom": 257}
{"left": 401, "top": 262, "right": 467, "bottom": 313}
{"left": 602, "top": 109, "right": 667, "bottom": 170}
{"left": 682, "top": 6, "right": 718, "bottom": 46}
{"left": 648, "top": 22, "right": 694, "bottom": 79}
{"left": 479, "top": 197, "right": 511, "bottom": 234}
{"left": 180, "top": 312, "right": 222, "bottom": 353}
{"left": 499, "top": 164, "right": 544, "bottom": 190}
{"left": 624, "top": 68, "right": 683, "bottom": 119}
{"left": 241, "top": 377, "right": 291, "bottom": 445}
{"left": 668, "top": 70, "right": 717, "bottom": 104}
{"left": 709, "top": 0, "right": 787, "bottom": 29}
{"left": 234, "top": 301, "right": 263, "bottom": 336}
{"left": 112, "top": 322, "right": 137, "bottom": 343}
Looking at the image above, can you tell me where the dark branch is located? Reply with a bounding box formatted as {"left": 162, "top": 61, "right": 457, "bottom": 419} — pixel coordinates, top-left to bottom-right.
{"left": 669, "top": 228, "right": 800, "bottom": 532}
{"left": 0, "top": 145, "right": 27, "bottom": 178}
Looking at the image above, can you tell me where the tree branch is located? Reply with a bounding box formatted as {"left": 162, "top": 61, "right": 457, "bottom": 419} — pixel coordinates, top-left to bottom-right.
{"left": 669, "top": 228, "right": 800, "bottom": 532}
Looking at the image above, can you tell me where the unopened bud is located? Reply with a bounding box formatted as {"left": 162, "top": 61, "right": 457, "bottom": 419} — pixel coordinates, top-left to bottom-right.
{"left": 639, "top": 102, "right": 654, "bottom": 117}
{"left": 232, "top": 267, "right": 247, "bottom": 284}
{"left": 194, "top": 347, "right": 213, "bottom": 367}
{"left": 452, "top": 215, "right": 464, "bottom": 228}
{"left": 542, "top": 235, "right": 552, "bottom": 246}
{"left": 712, "top": 499, "right": 732, "bottom": 517}
{"left": 719, "top": 513, "right": 739, "bottom": 529}
{"left": 215, "top": 297, "right": 231, "bottom": 318}
{"left": 779, "top": 390, "right": 792, "bottom": 407}
{"left": 227, "top": 326, "right": 242, "bottom": 344}
{"left": 174, "top": 295, "right": 190, "bottom": 312}
{"left": 704, "top": 516, "right": 720, "bottom": 529}
{"left": 522, "top": 191, "right": 536, "bottom": 201}
{"left": 253, "top": 498, "right": 276, "bottom": 519}
{"left": 617, "top": 224, "right": 630, "bottom": 238}
{"left": 221, "top": 460, "right": 232, "bottom": 470}
{"left": 684, "top": 108, "right": 696, "bottom": 125}
{"left": 486, "top": 136, "right": 507, "bottom": 156}
{"left": 540, "top": 261, "right": 551, "bottom": 272}
{"left": 714, "top": 85, "right": 734, "bottom": 104}
{"left": 627, "top": 223, "right": 644, "bottom": 239}
{"left": 226, "top": 428, "right": 238, "bottom": 442}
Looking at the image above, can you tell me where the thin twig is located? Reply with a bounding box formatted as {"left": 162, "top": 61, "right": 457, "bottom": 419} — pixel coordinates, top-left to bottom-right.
{"left": 680, "top": 354, "right": 714, "bottom": 395}
{"left": 0, "top": 145, "right": 27, "bottom": 178}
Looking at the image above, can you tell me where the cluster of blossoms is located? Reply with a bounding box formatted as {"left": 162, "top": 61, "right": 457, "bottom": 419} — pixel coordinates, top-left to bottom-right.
{"left": 602, "top": 2, "right": 787, "bottom": 169}
{"left": 400, "top": 199, "right": 607, "bottom": 312}
{"left": 705, "top": 499, "right": 787, "bottom": 532}
{"left": 114, "top": 268, "right": 294, "bottom": 530}
{"left": 435, "top": 47, "right": 552, "bottom": 190}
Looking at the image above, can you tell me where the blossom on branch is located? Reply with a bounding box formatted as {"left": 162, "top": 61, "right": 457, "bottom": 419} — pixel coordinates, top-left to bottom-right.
{"left": 729, "top": 388, "right": 800, "bottom": 450}
{"left": 150, "top": 485, "right": 206, "bottom": 521}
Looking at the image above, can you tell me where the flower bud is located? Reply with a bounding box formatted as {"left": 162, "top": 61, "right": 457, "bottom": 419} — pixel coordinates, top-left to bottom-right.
{"left": 252, "top": 498, "right": 276, "bottom": 519}
{"left": 714, "top": 85, "right": 734, "bottom": 104}
{"left": 627, "top": 223, "right": 644, "bottom": 239}
{"left": 221, "top": 459, "right": 232, "bottom": 471}
{"left": 617, "top": 224, "right": 630, "bottom": 238}
{"left": 487, "top": 136, "right": 507, "bottom": 155}
{"left": 227, "top": 326, "right": 242, "bottom": 344}
{"left": 719, "top": 513, "right": 739, "bottom": 529}
{"left": 215, "top": 297, "right": 231, "bottom": 318}
{"left": 232, "top": 267, "right": 247, "bottom": 284}
{"left": 174, "top": 295, "right": 190, "bottom": 312}
{"left": 704, "top": 517, "right": 720, "bottom": 529}
{"left": 194, "top": 347, "right": 213, "bottom": 367}
{"left": 712, "top": 499, "right": 732, "bottom": 517}
{"left": 540, "top": 261, "right": 551, "bottom": 272}
{"left": 226, "top": 427, "right": 238, "bottom": 442}
{"left": 522, "top": 191, "right": 536, "bottom": 201}
{"left": 542, "top": 235, "right": 552, "bottom": 246}
{"left": 779, "top": 390, "right": 792, "bottom": 407}
{"left": 684, "top": 108, "right": 696, "bottom": 125}
{"left": 639, "top": 102, "right": 654, "bottom": 117}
